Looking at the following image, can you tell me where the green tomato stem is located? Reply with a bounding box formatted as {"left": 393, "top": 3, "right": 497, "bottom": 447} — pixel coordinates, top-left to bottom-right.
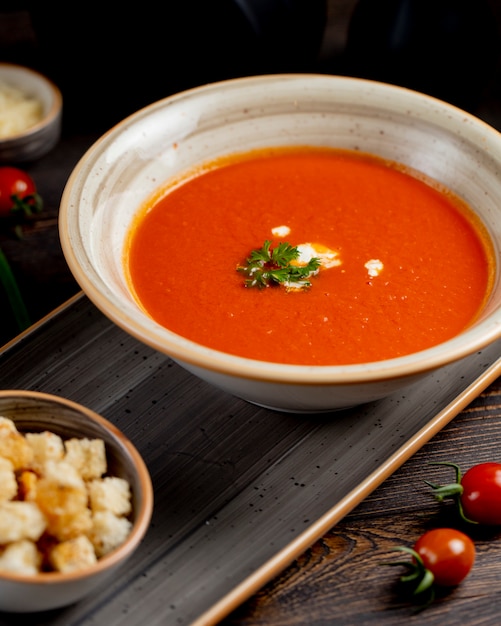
{"left": 413, "top": 568, "right": 435, "bottom": 595}
{"left": 381, "top": 545, "right": 437, "bottom": 609}
{"left": 424, "top": 480, "right": 464, "bottom": 500}
{"left": 426, "top": 462, "right": 479, "bottom": 524}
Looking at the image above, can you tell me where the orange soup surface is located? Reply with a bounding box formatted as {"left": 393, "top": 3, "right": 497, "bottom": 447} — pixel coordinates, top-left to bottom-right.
{"left": 126, "top": 147, "right": 493, "bottom": 365}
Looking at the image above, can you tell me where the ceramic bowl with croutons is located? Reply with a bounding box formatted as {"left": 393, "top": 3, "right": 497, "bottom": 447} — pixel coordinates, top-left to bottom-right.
{"left": 0, "top": 389, "right": 153, "bottom": 613}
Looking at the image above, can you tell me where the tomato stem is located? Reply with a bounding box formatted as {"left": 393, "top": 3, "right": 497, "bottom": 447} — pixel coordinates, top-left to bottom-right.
{"left": 423, "top": 480, "right": 463, "bottom": 499}
{"left": 413, "top": 568, "right": 435, "bottom": 595}
{"left": 0, "top": 245, "right": 31, "bottom": 333}
{"left": 426, "top": 462, "right": 479, "bottom": 525}
{"left": 382, "top": 546, "right": 436, "bottom": 609}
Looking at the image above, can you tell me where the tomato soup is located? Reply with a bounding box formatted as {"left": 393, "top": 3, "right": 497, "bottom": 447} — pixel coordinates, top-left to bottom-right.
{"left": 125, "top": 147, "right": 494, "bottom": 365}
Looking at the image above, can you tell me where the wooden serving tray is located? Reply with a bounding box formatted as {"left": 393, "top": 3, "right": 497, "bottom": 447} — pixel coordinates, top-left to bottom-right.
{"left": 1, "top": 292, "right": 501, "bottom": 626}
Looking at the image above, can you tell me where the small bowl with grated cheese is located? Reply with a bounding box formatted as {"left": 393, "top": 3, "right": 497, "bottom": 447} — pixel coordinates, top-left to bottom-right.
{"left": 0, "top": 63, "right": 62, "bottom": 163}
{"left": 0, "top": 389, "right": 153, "bottom": 613}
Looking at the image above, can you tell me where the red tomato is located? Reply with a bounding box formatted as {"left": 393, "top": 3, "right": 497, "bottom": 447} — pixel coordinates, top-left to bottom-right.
{"left": 0, "top": 166, "right": 40, "bottom": 216}
{"left": 460, "top": 462, "right": 501, "bottom": 525}
{"left": 413, "top": 528, "right": 475, "bottom": 587}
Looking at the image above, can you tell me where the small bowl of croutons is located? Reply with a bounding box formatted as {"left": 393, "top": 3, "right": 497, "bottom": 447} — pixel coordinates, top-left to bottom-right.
{"left": 0, "top": 389, "right": 153, "bottom": 613}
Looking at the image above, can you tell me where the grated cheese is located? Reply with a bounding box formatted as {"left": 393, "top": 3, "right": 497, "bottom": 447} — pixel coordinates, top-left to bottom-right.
{"left": 0, "top": 80, "right": 43, "bottom": 138}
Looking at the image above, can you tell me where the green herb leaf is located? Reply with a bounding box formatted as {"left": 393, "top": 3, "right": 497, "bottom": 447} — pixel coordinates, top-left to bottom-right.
{"left": 237, "top": 240, "right": 321, "bottom": 290}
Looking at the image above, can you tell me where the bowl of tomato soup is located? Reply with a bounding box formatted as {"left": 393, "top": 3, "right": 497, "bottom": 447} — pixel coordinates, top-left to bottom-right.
{"left": 59, "top": 74, "right": 501, "bottom": 412}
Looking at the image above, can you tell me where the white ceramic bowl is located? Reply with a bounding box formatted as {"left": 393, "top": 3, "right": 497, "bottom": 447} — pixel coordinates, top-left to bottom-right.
{"left": 0, "top": 62, "right": 62, "bottom": 163}
{"left": 0, "top": 390, "right": 153, "bottom": 612}
{"left": 59, "top": 74, "right": 501, "bottom": 413}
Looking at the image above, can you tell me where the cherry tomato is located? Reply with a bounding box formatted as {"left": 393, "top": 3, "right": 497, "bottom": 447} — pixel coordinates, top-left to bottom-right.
{"left": 413, "top": 528, "right": 475, "bottom": 587}
{"left": 0, "top": 166, "right": 42, "bottom": 217}
{"left": 460, "top": 463, "right": 501, "bottom": 525}
{"left": 428, "top": 461, "right": 501, "bottom": 525}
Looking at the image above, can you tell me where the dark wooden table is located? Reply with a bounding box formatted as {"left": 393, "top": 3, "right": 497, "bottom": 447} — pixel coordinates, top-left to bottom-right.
{"left": 222, "top": 387, "right": 501, "bottom": 626}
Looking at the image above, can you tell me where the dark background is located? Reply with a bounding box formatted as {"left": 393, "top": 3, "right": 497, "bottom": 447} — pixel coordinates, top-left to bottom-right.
{"left": 1, "top": 0, "right": 501, "bottom": 344}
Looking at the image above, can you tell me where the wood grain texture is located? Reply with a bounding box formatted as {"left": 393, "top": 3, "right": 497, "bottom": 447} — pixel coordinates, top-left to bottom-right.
{"left": 223, "top": 386, "right": 501, "bottom": 625}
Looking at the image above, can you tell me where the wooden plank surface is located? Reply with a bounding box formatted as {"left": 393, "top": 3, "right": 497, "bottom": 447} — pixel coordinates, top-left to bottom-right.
{"left": 223, "top": 388, "right": 501, "bottom": 626}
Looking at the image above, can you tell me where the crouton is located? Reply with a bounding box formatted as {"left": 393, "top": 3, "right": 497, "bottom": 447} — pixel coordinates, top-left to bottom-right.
{"left": 0, "top": 457, "right": 17, "bottom": 502}
{"left": 49, "top": 535, "right": 97, "bottom": 573}
{"left": 88, "top": 476, "right": 132, "bottom": 516}
{"left": 64, "top": 438, "right": 107, "bottom": 480}
{"left": 0, "top": 501, "right": 46, "bottom": 543}
{"left": 0, "top": 540, "right": 41, "bottom": 575}
{"left": 0, "top": 416, "right": 33, "bottom": 469}
{"left": 25, "top": 430, "right": 65, "bottom": 472}
{"left": 37, "top": 492, "right": 92, "bottom": 541}
{"left": 17, "top": 469, "right": 38, "bottom": 501}
{"left": 35, "top": 466, "right": 91, "bottom": 541}
{"left": 0, "top": 424, "right": 133, "bottom": 574}
{"left": 41, "top": 460, "right": 86, "bottom": 490}
{"left": 88, "top": 511, "right": 132, "bottom": 557}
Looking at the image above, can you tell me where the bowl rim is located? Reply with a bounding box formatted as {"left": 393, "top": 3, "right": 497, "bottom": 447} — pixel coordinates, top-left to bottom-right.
{"left": 0, "top": 389, "right": 154, "bottom": 584}
{"left": 59, "top": 73, "right": 501, "bottom": 385}
{"left": 0, "top": 62, "right": 62, "bottom": 142}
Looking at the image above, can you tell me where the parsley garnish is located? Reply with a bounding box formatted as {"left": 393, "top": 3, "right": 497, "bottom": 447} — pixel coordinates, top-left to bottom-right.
{"left": 237, "top": 240, "right": 321, "bottom": 290}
